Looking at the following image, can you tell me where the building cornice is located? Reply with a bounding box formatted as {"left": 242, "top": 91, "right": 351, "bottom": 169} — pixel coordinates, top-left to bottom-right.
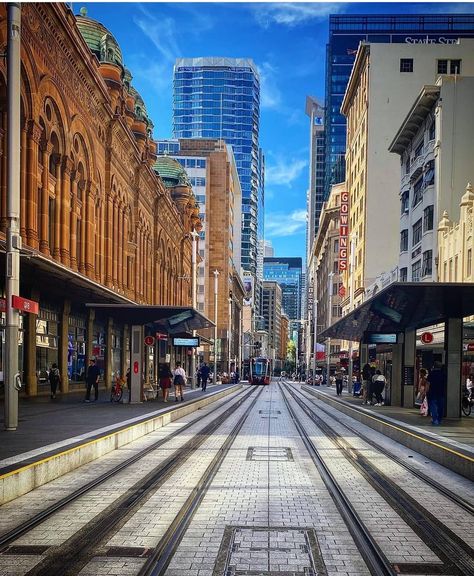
{"left": 341, "top": 43, "right": 370, "bottom": 116}
{"left": 389, "top": 85, "right": 440, "bottom": 155}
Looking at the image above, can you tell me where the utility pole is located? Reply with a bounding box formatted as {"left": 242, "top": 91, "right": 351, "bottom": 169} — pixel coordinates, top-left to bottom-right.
{"left": 4, "top": 3, "right": 21, "bottom": 431}
{"left": 312, "top": 298, "right": 318, "bottom": 378}
{"left": 326, "top": 271, "right": 334, "bottom": 385}
{"left": 348, "top": 233, "right": 357, "bottom": 393}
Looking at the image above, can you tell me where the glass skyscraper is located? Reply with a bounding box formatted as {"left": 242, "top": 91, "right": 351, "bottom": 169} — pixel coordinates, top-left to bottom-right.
{"left": 324, "top": 13, "right": 474, "bottom": 200}
{"left": 173, "top": 57, "right": 262, "bottom": 279}
{"left": 263, "top": 257, "right": 303, "bottom": 322}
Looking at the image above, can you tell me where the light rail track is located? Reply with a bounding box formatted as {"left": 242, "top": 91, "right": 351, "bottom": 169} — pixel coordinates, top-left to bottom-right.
{"left": 0, "top": 386, "right": 251, "bottom": 553}
{"left": 283, "top": 383, "right": 474, "bottom": 576}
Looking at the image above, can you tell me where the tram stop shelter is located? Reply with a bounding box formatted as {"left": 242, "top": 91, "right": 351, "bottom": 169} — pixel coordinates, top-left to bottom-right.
{"left": 320, "top": 282, "right": 474, "bottom": 418}
{"left": 86, "top": 304, "right": 214, "bottom": 403}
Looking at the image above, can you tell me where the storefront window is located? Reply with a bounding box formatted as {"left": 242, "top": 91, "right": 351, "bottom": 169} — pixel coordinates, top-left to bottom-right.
{"left": 68, "top": 314, "right": 86, "bottom": 382}
{"left": 92, "top": 323, "right": 106, "bottom": 375}
{"left": 36, "top": 306, "right": 59, "bottom": 387}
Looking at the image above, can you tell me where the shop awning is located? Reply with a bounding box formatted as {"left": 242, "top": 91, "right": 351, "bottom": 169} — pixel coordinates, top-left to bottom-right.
{"left": 85, "top": 304, "right": 214, "bottom": 333}
{"left": 320, "top": 282, "right": 474, "bottom": 342}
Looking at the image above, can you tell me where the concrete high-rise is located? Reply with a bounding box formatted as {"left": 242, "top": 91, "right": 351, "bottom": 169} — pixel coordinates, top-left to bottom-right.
{"left": 173, "top": 57, "right": 263, "bottom": 281}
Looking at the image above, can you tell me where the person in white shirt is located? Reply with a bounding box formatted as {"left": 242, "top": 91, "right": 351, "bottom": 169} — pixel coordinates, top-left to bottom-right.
{"left": 371, "top": 370, "right": 386, "bottom": 406}
{"left": 173, "top": 361, "right": 187, "bottom": 402}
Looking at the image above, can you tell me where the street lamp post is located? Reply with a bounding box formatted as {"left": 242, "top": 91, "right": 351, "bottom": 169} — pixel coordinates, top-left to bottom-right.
{"left": 213, "top": 270, "right": 219, "bottom": 385}
{"left": 190, "top": 230, "right": 199, "bottom": 389}
{"left": 326, "top": 271, "right": 334, "bottom": 385}
{"left": 228, "top": 295, "right": 232, "bottom": 375}
{"left": 312, "top": 298, "right": 318, "bottom": 378}
{"left": 5, "top": 4, "right": 21, "bottom": 431}
{"left": 348, "top": 233, "right": 357, "bottom": 393}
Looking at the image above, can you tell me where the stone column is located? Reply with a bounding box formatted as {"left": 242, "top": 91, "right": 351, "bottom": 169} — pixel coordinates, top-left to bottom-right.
{"left": 78, "top": 189, "right": 87, "bottom": 274}
{"left": 70, "top": 194, "right": 78, "bottom": 270}
{"left": 53, "top": 155, "right": 62, "bottom": 260}
{"left": 445, "top": 317, "right": 462, "bottom": 418}
{"left": 24, "top": 287, "right": 40, "bottom": 397}
{"left": 105, "top": 195, "right": 113, "bottom": 287}
{"left": 402, "top": 329, "right": 416, "bottom": 408}
{"left": 60, "top": 157, "right": 72, "bottom": 266}
{"left": 0, "top": 123, "right": 7, "bottom": 232}
{"left": 39, "top": 144, "right": 53, "bottom": 255}
{"left": 20, "top": 127, "right": 27, "bottom": 239}
{"left": 85, "top": 188, "right": 94, "bottom": 276}
{"left": 391, "top": 339, "right": 403, "bottom": 407}
{"left": 118, "top": 206, "right": 123, "bottom": 290}
{"left": 86, "top": 307, "right": 95, "bottom": 366}
{"left": 112, "top": 199, "right": 119, "bottom": 285}
{"left": 122, "top": 212, "right": 128, "bottom": 293}
{"left": 60, "top": 300, "right": 71, "bottom": 393}
{"left": 26, "top": 120, "right": 42, "bottom": 249}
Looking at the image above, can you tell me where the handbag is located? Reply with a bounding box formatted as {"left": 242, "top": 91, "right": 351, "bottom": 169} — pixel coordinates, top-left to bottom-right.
{"left": 420, "top": 397, "right": 428, "bottom": 416}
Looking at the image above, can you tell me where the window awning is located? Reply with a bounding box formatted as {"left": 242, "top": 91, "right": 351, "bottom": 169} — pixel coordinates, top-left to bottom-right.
{"left": 320, "top": 282, "right": 474, "bottom": 342}
{"left": 85, "top": 304, "right": 214, "bottom": 334}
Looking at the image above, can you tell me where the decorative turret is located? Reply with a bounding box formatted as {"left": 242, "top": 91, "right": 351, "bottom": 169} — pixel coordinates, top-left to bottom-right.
{"left": 438, "top": 210, "right": 450, "bottom": 233}
{"left": 460, "top": 182, "right": 474, "bottom": 207}
{"left": 153, "top": 156, "right": 194, "bottom": 213}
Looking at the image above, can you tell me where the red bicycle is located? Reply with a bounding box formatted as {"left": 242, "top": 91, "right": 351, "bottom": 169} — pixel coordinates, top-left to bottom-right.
{"left": 110, "top": 376, "right": 124, "bottom": 402}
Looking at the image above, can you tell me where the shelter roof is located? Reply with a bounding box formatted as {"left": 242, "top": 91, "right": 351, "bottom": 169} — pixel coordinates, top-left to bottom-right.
{"left": 320, "top": 282, "right": 474, "bottom": 342}
{"left": 85, "top": 304, "right": 214, "bottom": 333}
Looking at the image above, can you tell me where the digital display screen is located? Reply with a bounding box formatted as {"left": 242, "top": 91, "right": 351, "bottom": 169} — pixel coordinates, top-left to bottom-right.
{"left": 365, "top": 333, "right": 397, "bottom": 344}
{"left": 172, "top": 337, "right": 200, "bottom": 347}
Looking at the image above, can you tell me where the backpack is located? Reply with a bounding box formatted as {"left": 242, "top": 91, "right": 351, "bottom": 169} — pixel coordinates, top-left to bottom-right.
{"left": 173, "top": 373, "right": 185, "bottom": 386}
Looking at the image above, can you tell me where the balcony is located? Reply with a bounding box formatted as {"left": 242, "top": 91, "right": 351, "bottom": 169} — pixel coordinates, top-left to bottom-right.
{"left": 410, "top": 153, "right": 424, "bottom": 180}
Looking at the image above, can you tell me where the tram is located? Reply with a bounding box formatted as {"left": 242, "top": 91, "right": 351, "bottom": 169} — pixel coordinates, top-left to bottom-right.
{"left": 250, "top": 357, "right": 272, "bottom": 385}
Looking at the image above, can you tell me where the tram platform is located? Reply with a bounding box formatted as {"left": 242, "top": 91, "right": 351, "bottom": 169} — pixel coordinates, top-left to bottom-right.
{"left": 299, "top": 381, "right": 474, "bottom": 480}
{"left": 0, "top": 382, "right": 242, "bottom": 504}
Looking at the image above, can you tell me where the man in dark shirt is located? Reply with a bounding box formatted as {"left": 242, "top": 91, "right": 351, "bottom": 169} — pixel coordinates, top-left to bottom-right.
{"left": 200, "top": 362, "right": 211, "bottom": 392}
{"left": 85, "top": 358, "right": 101, "bottom": 402}
{"left": 426, "top": 361, "right": 445, "bottom": 425}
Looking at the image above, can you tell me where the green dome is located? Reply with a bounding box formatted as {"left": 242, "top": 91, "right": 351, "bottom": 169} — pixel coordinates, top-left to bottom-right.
{"left": 76, "top": 7, "right": 123, "bottom": 68}
{"left": 153, "top": 156, "right": 191, "bottom": 188}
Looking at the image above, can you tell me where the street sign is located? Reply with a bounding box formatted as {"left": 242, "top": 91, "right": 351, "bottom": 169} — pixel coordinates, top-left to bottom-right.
{"left": 420, "top": 332, "right": 433, "bottom": 344}
{"left": 173, "top": 336, "right": 200, "bottom": 347}
{"left": 156, "top": 333, "right": 168, "bottom": 341}
{"left": 11, "top": 295, "right": 39, "bottom": 314}
{"left": 144, "top": 335, "right": 155, "bottom": 346}
{"left": 338, "top": 285, "right": 346, "bottom": 298}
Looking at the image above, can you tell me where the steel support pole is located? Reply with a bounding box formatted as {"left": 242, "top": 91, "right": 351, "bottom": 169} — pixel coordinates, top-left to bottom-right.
{"left": 228, "top": 297, "right": 232, "bottom": 375}
{"left": 326, "top": 272, "right": 334, "bottom": 385}
{"left": 312, "top": 299, "right": 318, "bottom": 378}
{"left": 5, "top": 3, "right": 21, "bottom": 431}
{"left": 213, "top": 270, "right": 219, "bottom": 385}
{"left": 190, "top": 231, "right": 198, "bottom": 389}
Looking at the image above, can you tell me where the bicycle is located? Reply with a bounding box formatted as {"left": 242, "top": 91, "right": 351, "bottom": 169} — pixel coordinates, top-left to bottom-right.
{"left": 110, "top": 376, "right": 124, "bottom": 403}
{"left": 461, "top": 388, "right": 473, "bottom": 416}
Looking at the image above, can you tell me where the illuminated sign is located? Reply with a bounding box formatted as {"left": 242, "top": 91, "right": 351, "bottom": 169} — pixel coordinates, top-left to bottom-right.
{"left": 339, "top": 191, "right": 349, "bottom": 272}
{"left": 172, "top": 337, "right": 200, "bottom": 347}
{"left": 365, "top": 333, "right": 397, "bottom": 344}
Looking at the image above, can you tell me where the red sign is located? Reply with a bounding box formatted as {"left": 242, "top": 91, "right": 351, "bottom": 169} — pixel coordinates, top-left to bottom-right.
{"left": 12, "top": 295, "right": 39, "bottom": 314}
{"left": 133, "top": 361, "right": 139, "bottom": 374}
{"left": 338, "top": 285, "right": 346, "bottom": 298}
{"left": 467, "top": 343, "right": 474, "bottom": 352}
{"left": 339, "top": 191, "right": 349, "bottom": 272}
{"left": 156, "top": 333, "right": 168, "bottom": 341}
{"left": 144, "top": 335, "right": 155, "bottom": 346}
{"left": 420, "top": 332, "right": 434, "bottom": 344}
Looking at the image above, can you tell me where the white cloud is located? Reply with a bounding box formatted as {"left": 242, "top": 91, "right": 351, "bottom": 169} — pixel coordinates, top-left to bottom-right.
{"left": 134, "top": 6, "right": 180, "bottom": 64}
{"left": 265, "top": 209, "right": 307, "bottom": 238}
{"left": 266, "top": 156, "right": 307, "bottom": 186}
{"left": 259, "top": 61, "right": 282, "bottom": 110}
{"left": 254, "top": 3, "right": 344, "bottom": 28}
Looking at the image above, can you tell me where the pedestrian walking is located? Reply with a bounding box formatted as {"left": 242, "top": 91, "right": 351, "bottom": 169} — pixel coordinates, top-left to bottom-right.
{"left": 335, "top": 366, "right": 344, "bottom": 396}
{"left": 426, "top": 361, "right": 446, "bottom": 425}
{"left": 48, "top": 363, "right": 61, "bottom": 399}
{"left": 173, "top": 361, "right": 186, "bottom": 402}
{"left": 84, "top": 358, "right": 100, "bottom": 402}
{"left": 200, "top": 362, "right": 211, "bottom": 392}
{"left": 196, "top": 366, "right": 202, "bottom": 389}
{"left": 158, "top": 363, "right": 173, "bottom": 402}
{"left": 361, "top": 363, "right": 371, "bottom": 404}
{"left": 371, "top": 370, "right": 386, "bottom": 406}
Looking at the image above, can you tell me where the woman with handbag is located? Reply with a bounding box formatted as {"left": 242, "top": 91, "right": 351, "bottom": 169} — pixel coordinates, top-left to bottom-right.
{"left": 173, "top": 361, "right": 187, "bottom": 402}
{"left": 159, "top": 363, "right": 173, "bottom": 403}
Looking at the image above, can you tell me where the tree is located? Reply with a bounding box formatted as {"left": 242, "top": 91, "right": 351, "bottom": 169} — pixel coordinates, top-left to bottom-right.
{"left": 286, "top": 340, "right": 296, "bottom": 372}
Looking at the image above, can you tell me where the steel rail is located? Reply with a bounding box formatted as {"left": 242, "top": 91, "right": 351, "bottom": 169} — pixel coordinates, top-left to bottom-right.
{"left": 137, "top": 386, "right": 265, "bottom": 576}
{"left": 299, "top": 384, "right": 474, "bottom": 516}
{"left": 286, "top": 384, "right": 474, "bottom": 576}
{"left": 280, "top": 384, "right": 396, "bottom": 576}
{"left": 0, "top": 386, "right": 249, "bottom": 552}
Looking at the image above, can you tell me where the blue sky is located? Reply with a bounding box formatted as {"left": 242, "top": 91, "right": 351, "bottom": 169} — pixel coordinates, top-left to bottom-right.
{"left": 81, "top": 2, "right": 474, "bottom": 260}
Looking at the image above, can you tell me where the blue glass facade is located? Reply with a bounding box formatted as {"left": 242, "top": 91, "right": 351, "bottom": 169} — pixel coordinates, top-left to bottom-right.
{"left": 324, "top": 13, "right": 474, "bottom": 200}
{"left": 263, "top": 257, "right": 302, "bottom": 321}
{"left": 173, "top": 58, "right": 261, "bottom": 277}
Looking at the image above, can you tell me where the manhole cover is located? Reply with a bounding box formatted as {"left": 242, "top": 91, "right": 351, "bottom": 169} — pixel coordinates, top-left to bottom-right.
{"left": 246, "top": 447, "right": 294, "bottom": 461}
{"left": 259, "top": 410, "right": 281, "bottom": 415}
{"left": 213, "top": 526, "right": 326, "bottom": 575}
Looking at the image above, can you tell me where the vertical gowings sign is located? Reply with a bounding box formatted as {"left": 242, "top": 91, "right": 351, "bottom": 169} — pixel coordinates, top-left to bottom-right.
{"left": 339, "top": 191, "right": 349, "bottom": 272}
